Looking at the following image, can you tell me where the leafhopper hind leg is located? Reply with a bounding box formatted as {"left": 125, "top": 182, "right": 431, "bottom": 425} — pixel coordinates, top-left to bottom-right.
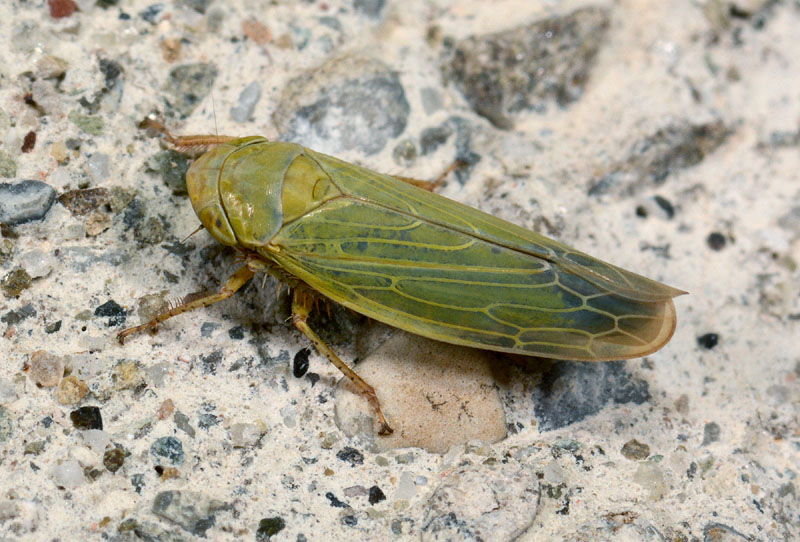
{"left": 291, "top": 289, "right": 394, "bottom": 435}
{"left": 117, "top": 265, "right": 256, "bottom": 344}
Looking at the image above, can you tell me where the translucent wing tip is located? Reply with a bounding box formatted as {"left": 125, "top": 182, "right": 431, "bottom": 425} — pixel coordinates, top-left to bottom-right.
{"left": 589, "top": 298, "right": 679, "bottom": 361}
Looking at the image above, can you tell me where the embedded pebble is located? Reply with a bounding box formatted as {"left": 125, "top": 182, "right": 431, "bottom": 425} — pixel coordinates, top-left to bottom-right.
{"left": 229, "top": 423, "right": 264, "bottom": 448}
{"left": 230, "top": 81, "right": 261, "bottom": 122}
{"left": 588, "top": 121, "right": 731, "bottom": 197}
{"left": 621, "top": 439, "right": 651, "bottom": 461}
{"left": 28, "top": 350, "right": 64, "bottom": 387}
{"left": 703, "top": 523, "right": 751, "bottom": 541}
{"left": 0, "top": 180, "right": 57, "bottom": 225}
{"left": 80, "top": 429, "right": 112, "bottom": 453}
{"left": 2, "top": 268, "right": 32, "bottom": 297}
{"left": 86, "top": 153, "right": 111, "bottom": 183}
{"left": 163, "top": 63, "right": 219, "bottom": 118}
{"left": 151, "top": 436, "right": 185, "bottom": 465}
{"left": 103, "top": 448, "right": 126, "bottom": 473}
{"left": 0, "top": 150, "right": 15, "bottom": 178}
{"left": 58, "top": 187, "right": 110, "bottom": 216}
{"left": 393, "top": 471, "right": 416, "bottom": 500}
{"left": 57, "top": 375, "right": 89, "bottom": 405}
{"left": 443, "top": 7, "right": 610, "bottom": 129}
{"left": 52, "top": 460, "right": 85, "bottom": 488}
{"left": 532, "top": 361, "right": 650, "bottom": 431}
{"left": 0, "top": 379, "right": 18, "bottom": 403}
{"left": 70, "top": 406, "right": 103, "bottom": 430}
{"left": 19, "top": 250, "right": 56, "bottom": 279}
{"left": 0, "top": 406, "right": 13, "bottom": 442}
{"left": 633, "top": 461, "right": 667, "bottom": 500}
{"left": 273, "top": 55, "right": 409, "bottom": 155}
{"left": 334, "top": 331, "right": 507, "bottom": 453}
{"left": 152, "top": 490, "right": 229, "bottom": 536}
{"left": 421, "top": 461, "right": 539, "bottom": 541}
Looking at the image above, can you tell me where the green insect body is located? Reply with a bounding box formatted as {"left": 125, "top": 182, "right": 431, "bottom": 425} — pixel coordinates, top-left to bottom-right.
{"left": 190, "top": 137, "right": 682, "bottom": 360}
{"left": 121, "top": 128, "right": 684, "bottom": 434}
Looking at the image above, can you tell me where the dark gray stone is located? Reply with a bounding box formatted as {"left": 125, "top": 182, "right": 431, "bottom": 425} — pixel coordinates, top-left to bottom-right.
{"left": 273, "top": 56, "right": 409, "bottom": 155}
{"left": 164, "top": 63, "right": 219, "bottom": 118}
{"left": 588, "top": 121, "right": 731, "bottom": 197}
{"left": 443, "top": 7, "right": 610, "bottom": 129}
{"left": 0, "top": 180, "right": 57, "bottom": 225}
{"left": 532, "top": 361, "right": 650, "bottom": 431}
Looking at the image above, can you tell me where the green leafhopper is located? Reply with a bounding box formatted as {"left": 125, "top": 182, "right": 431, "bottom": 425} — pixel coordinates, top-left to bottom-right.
{"left": 119, "top": 120, "right": 685, "bottom": 434}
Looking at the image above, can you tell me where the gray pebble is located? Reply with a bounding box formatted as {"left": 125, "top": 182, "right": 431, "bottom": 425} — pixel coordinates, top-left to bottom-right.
{"left": 273, "top": 55, "right": 409, "bottom": 155}
{"left": 422, "top": 461, "right": 539, "bottom": 541}
{"left": 230, "top": 82, "right": 261, "bottom": 122}
{"left": 442, "top": 7, "right": 610, "bottom": 129}
{"left": 0, "top": 180, "right": 56, "bottom": 225}
{"left": 51, "top": 460, "right": 85, "bottom": 488}
{"left": 152, "top": 490, "right": 229, "bottom": 537}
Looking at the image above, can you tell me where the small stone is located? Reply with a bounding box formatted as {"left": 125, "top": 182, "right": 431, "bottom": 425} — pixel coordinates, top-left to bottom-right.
{"left": 702, "top": 422, "right": 721, "bottom": 445}
{"left": 422, "top": 461, "right": 540, "bottom": 541}
{"left": 68, "top": 111, "right": 104, "bottom": 135}
{"left": 335, "top": 332, "right": 506, "bottom": 453}
{"left": 0, "top": 406, "right": 14, "bottom": 443}
{"left": 353, "top": 0, "right": 385, "bottom": 18}
{"left": 230, "top": 82, "right": 262, "bottom": 122}
{"left": 163, "top": 63, "right": 219, "bottom": 118}
{"left": 86, "top": 153, "right": 111, "bottom": 183}
{"left": 256, "top": 517, "right": 286, "bottom": 540}
{"left": 146, "top": 150, "right": 190, "bottom": 195}
{"left": 19, "top": 250, "right": 56, "bottom": 279}
{"left": 392, "top": 139, "right": 418, "bottom": 167}
{"left": 58, "top": 187, "right": 111, "bottom": 216}
{"left": 0, "top": 150, "right": 16, "bottom": 178}
{"left": 70, "top": 406, "right": 103, "bottom": 430}
{"left": 368, "top": 485, "right": 386, "bottom": 504}
{"left": 2, "top": 268, "right": 32, "bottom": 297}
{"left": 52, "top": 460, "right": 84, "bottom": 488}
{"left": 112, "top": 361, "right": 144, "bottom": 390}
{"left": 94, "top": 299, "right": 126, "bottom": 327}
{"left": 443, "top": 7, "right": 610, "bottom": 129}
{"left": 151, "top": 436, "right": 185, "bottom": 465}
{"left": 336, "top": 446, "right": 364, "bottom": 466}
{"left": 633, "top": 461, "right": 667, "bottom": 500}
{"left": 394, "top": 471, "right": 416, "bottom": 500}
{"left": 707, "top": 232, "right": 726, "bottom": 250}
{"left": 532, "top": 361, "right": 650, "bottom": 431}
{"left": 702, "top": 523, "right": 750, "bottom": 542}
{"left": 229, "top": 423, "right": 264, "bottom": 448}
{"left": 57, "top": 376, "right": 89, "bottom": 405}
{"left": 0, "top": 180, "right": 57, "bottom": 224}
{"left": 84, "top": 211, "right": 112, "bottom": 236}
{"left": 157, "top": 399, "right": 175, "bottom": 420}
{"left": 292, "top": 348, "right": 310, "bottom": 378}
{"left": 621, "top": 439, "right": 651, "bottom": 461}
{"left": 273, "top": 55, "right": 410, "bottom": 156}
{"left": 697, "top": 333, "right": 720, "bottom": 349}
{"left": 0, "top": 379, "right": 18, "bottom": 403}
{"left": 48, "top": 0, "right": 77, "bottom": 18}
{"left": 103, "top": 448, "right": 126, "bottom": 472}
{"left": 36, "top": 55, "right": 68, "bottom": 79}
{"left": 81, "top": 429, "right": 112, "bottom": 452}
{"left": 152, "top": 490, "right": 228, "bottom": 537}
{"left": 29, "top": 350, "right": 64, "bottom": 387}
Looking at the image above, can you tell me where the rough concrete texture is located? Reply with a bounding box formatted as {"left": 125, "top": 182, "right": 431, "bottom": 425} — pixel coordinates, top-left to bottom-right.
{"left": 0, "top": 1, "right": 798, "bottom": 541}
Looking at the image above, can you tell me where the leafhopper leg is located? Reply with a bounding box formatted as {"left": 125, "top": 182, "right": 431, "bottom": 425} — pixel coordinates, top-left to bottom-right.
{"left": 291, "top": 289, "right": 394, "bottom": 435}
{"left": 140, "top": 117, "right": 239, "bottom": 154}
{"left": 392, "top": 160, "right": 464, "bottom": 192}
{"left": 117, "top": 265, "right": 256, "bottom": 344}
